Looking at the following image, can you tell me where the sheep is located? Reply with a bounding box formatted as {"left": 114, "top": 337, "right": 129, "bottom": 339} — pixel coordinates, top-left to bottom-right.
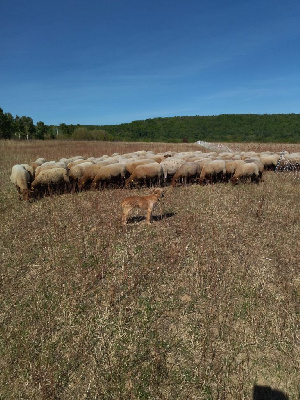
{"left": 231, "top": 162, "right": 260, "bottom": 184}
{"left": 259, "top": 154, "right": 281, "bottom": 171}
{"left": 96, "top": 156, "right": 120, "bottom": 165}
{"left": 133, "top": 150, "right": 148, "bottom": 157}
{"left": 30, "top": 158, "right": 46, "bottom": 173}
{"left": 284, "top": 153, "right": 300, "bottom": 170}
{"left": 160, "top": 158, "right": 186, "bottom": 182}
{"left": 67, "top": 159, "right": 90, "bottom": 170}
{"left": 224, "top": 160, "right": 245, "bottom": 182}
{"left": 244, "top": 158, "right": 264, "bottom": 180}
{"left": 125, "top": 162, "right": 163, "bottom": 187}
{"left": 163, "top": 151, "right": 176, "bottom": 158}
{"left": 31, "top": 167, "right": 70, "bottom": 197}
{"left": 275, "top": 158, "right": 291, "bottom": 172}
{"left": 21, "top": 164, "right": 35, "bottom": 178}
{"left": 35, "top": 161, "right": 67, "bottom": 178}
{"left": 91, "top": 163, "right": 127, "bottom": 189}
{"left": 185, "top": 156, "right": 204, "bottom": 162}
{"left": 13, "top": 148, "right": 292, "bottom": 201}
{"left": 171, "top": 162, "right": 200, "bottom": 187}
{"left": 86, "top": 156, "right": 106, "bottom": 163}
{"left": 148, "top": 154, "right": 165, "bottom": 163}
{"left": 218, "top": 152, "right": 234, "bottom": 158}
{"left": 77, "top": 163, "right": 107, "bottom": 190}
{"left": 198, "top": 160, "right": 226, "bottom": 184}
{"left": 119, "top": 152, "right": 136, "bottom": 159}
{"left": 59, "top": 156, "right": 84, "bottom": 164}
{"left": 195, "top": 158, "right": 212, "bottom": 171}
{"left": 287, "top": 153, "right": 300, "bottom": 162}
{"left": 240, "top": 151, "right": 258, "bottom": 160}
{"left": 10, "top": 164, "right": 33, "bottom": 201}
{"left": 35, "top": 157, "right": 46, "bottom": 164}
{"left": 275, "top": 154, "right": 300, "bottom": 172}
{"left": 124, "top": 158, "right": 154, "bottom": 175}
{"left": 68, "top": 161, "right": 94, "bottom": 191}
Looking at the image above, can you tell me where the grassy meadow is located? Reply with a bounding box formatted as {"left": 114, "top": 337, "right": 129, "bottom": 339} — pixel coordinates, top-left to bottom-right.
{"left": 0, "top": 140, "right": 299, "bottom": 399}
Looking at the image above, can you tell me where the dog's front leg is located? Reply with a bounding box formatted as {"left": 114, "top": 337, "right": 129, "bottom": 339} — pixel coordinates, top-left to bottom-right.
{"left": 146, "top": 207, "right": 153, "bottom": 225}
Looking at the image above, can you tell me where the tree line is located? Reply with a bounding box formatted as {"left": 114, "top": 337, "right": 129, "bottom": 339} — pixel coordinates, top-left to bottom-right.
{"left": 1, "top": 108, "right": 300, "bottom": 142}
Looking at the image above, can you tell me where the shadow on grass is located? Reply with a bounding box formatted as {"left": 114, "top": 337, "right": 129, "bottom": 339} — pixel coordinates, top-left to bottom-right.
{"left": 127, "top": 212, "right": 176, "bottom": 224}
{"left": 253, "top": 385, "right": 289, "bottom": 400}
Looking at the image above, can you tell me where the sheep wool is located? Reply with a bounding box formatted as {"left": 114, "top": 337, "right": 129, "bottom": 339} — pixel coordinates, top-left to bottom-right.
{"left": 125, "top": 162, "right": 163, "bottom": 187}
{"left": 10, "top": 164, "right": 32, "bottom": 201}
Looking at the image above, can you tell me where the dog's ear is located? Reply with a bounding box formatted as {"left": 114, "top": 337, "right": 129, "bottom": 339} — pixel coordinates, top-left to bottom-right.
{"left": 149, "top": 188, "right": 164, "bottom": 196}
{"left": 155, "top": 188, "right": 165, "bottom": 198}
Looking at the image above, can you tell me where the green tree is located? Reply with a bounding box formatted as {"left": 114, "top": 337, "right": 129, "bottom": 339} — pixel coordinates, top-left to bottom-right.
{"left": 14, "top": 116, "right": 26, "bottom": 139}
{"left": 59, "top": 123, "right": 72, "bottom": 137}
{"left": 35, "top": 121, "right": 47, "bottom": 140}
{"left": 0, "top": 109, "right": 14, "bottom": 139}
{"left": 72, "top": 128, "right": 113, "bottom": 141}
{"left": 46, "top": 125, "right": 58, "bottom": 139}
{"left": 13, "top": 116, "right": 35, "bottom": 139}
{"left": 22, "top": 116, "right": 35, "bottom": 139}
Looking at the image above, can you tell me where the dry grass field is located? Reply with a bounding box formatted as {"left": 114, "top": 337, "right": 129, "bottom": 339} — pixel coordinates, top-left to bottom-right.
{"left": 0, "top": 140, "right": 299, "bottom": 399}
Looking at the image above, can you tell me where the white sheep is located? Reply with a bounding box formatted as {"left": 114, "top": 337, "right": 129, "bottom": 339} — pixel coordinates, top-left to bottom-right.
{"left": 125, "top": 162, "right": 163, "bottom": 187}
{"left": 30, "top": 158, "right": 46, "bottom": 173}
{"left": 148, "top": 154, "right": 165, "bottom": 163}
{"left": 34, "top": 157, "right": 46, "bottom": 164}
{"left": 77, "top": 163, "right": 107, "bottom": 190}
{"left": 59, "top": 156, "right": 84, "bottom": 164}
{"left": 259, "top": 154, "right": 281, "bottom": 170}
{"left": 91, "top": 163, "right": 127, "bottom": 189}
{"left": 160, "top": 158, "right": 186, "bottom": 182}
{"left": 31, "top": 167, "right": 70, "bottom": 197}
{"left": 68, "top": 161, "right": 94, "bottom": 191}
{"left": 171, "top": 162, "right": 200, "bottom": 187}
{"left": 21, "top": 164, "right": 35, "bottom": 178}
{"left": 231, "top": 162, "right": 260, "bottom": 184}
{"left": 198, "top": 160, "right": 226, "bottom": 184}
{"left": 10, "top": 164, "right": 33, "bottom": 201}
{"left": 282, "top": 153, "right": 300, "bottom": 170}
{"left": 244, "top": 158, "right": 264, "bottom": 180}
{"left": 124, "top": 158, "right": 154, "bottom": 175}
{"left": 35, "top": 161, "right": 67, "bottom": 178}
{"left": 224, "top": 160, "right": 245, "bottom": 181}
{"left": 67, "top": 159, "right": 90, "bottom": 169}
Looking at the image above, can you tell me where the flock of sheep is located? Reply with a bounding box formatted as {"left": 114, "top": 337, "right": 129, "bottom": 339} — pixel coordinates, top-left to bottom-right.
{"left": 10, "top": 148, "right": 300, "bottom": 201}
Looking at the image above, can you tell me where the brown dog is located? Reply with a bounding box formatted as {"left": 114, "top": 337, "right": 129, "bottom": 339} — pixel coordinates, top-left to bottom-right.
{"left": 121, "top": 188, "right": 164, "bottom": 226}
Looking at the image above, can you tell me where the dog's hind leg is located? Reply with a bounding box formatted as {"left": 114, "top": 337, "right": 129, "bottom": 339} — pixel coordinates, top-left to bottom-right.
{"left": 122, "top": 207, "right": 130, "bottom": 226}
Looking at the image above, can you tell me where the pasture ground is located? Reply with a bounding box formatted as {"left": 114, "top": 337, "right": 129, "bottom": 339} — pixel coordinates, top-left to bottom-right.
{"left": 0, "top": 140, "right": 299, "bottom": 399}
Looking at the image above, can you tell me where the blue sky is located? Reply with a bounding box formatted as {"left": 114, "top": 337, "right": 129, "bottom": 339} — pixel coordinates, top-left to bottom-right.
{"left": 1, "top": 0, "right": 300, "bottom": 125}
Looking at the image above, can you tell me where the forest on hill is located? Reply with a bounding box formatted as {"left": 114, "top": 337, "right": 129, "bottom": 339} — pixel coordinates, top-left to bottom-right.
{"left": 1, "top": 108, "right": 300, "bottom": 142}
{"left": 98, "top": 114, "right": 300, "bottom": 143}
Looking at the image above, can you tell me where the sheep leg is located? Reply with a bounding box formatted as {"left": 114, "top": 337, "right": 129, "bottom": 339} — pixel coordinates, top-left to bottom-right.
{"left": 252, "top": 174, "right": 260, "bottom": 184}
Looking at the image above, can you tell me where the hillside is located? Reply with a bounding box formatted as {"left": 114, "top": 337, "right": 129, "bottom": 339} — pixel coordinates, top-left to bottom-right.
{"left": 1, "top": 108, "right": 300, "bottom": 142}
{"left": 77, "top": 114, "right": 300, "bottom": 143}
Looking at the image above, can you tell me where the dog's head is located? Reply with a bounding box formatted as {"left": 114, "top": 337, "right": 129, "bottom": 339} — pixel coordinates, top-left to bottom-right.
{"left": 150, "top": 187, "right": 165, "bottom": 200}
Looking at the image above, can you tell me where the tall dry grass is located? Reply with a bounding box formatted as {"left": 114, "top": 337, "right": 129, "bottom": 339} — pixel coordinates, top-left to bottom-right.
{"left": 0, "top": 140, "right": 299, "bottom": 399}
